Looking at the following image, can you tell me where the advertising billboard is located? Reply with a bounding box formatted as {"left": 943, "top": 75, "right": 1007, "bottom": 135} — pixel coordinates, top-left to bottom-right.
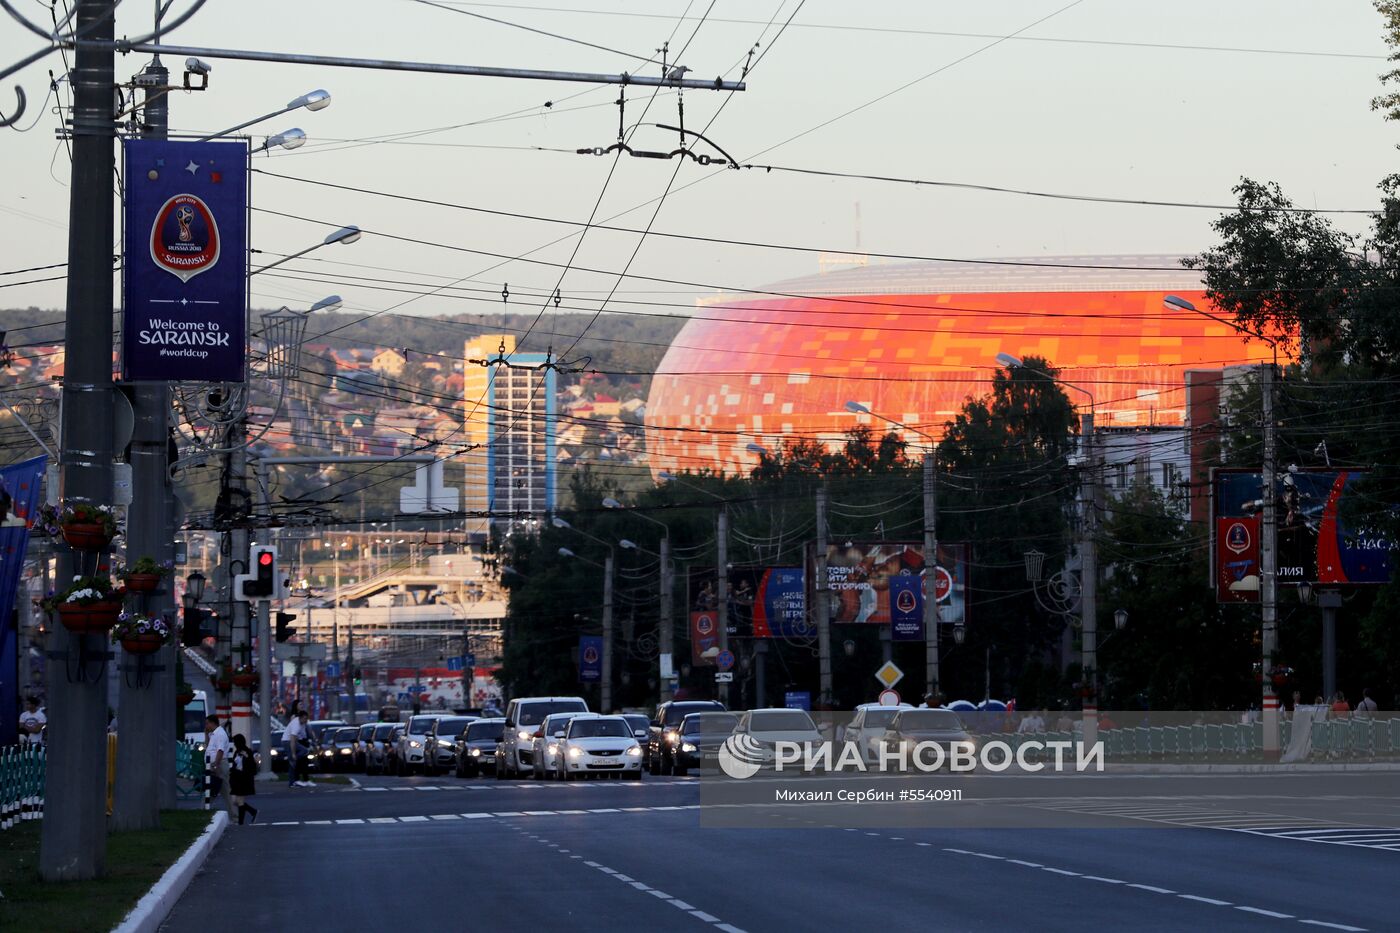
{"left": 689, "top": 566, "right": 809, "bottom": 643}
{"left": 578, "top": 634, "right": 603, "bottom": 683}
{"left": 122, "top": 138, "right": 248, "bottom": 382}
{"left": 817, "top": 542, "right": 969, "bottom": 628}
{"left": 1212, "top": 468, "right": 1395, "bottom": 601}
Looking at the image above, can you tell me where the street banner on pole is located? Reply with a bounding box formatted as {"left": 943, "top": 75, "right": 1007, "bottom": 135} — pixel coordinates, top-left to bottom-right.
{"left": 690, "top": 610, "right": 720, "bottom": 666}
{"left": 121, "top": 138, "right": 249, "bottom": 382}
{"left": 0, "top": 455, "right": 46, "bottom": 747}
{"left": 889, "top": 574, "right": 923, "bottom": 641}
{"left": 578, "top": 635, "right": 603, "bottom": 683}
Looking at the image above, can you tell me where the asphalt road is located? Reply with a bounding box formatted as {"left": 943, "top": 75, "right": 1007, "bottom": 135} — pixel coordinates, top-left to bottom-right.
{"left": 161, "top": 767, "right": 1399, "bottom": 932}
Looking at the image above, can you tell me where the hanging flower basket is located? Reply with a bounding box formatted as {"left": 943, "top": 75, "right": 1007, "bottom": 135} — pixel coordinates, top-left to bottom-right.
{"left": 122, "top": 573, "right": 161, "bottom": 593}
{"left": 52, "top": 503, "right": 119, "bottom": 550}
{"left": 58, "top": 601, "right": 122, "bottom": 634}
{"left": 231, "top": 664, "right": 258, "bottom": 688}
{"left": 176, "top": 690, "right": 195, "bottom": 707}
{"left": 121, "top": 632, "right": 164, "bottom": 655}
{"left": 118, "top": 557, "right": 172, "bottom": 593}
{"left": 62, "top": 522, "right": 113, "bottom": 551}
{"left": 214, "top": 677, "right": 233, "bottom": 693}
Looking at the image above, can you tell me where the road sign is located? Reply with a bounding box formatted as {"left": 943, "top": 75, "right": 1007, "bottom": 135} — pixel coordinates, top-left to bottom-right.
{"left": 463, "top": 653, "right": 475, "bottom": 670}
{"left": 715, "top": 649, "right": 735, "bottom": 672}
{"left": 446, "top": 655, "right": 464, "bottom": 672}
{"left": 875, "top": 660, "right": 904, "bottom": 689}
{"left": 715, "top": 671, "right": 734, "bottom": 683}
{"left": 326, "top": 661, "right": 340, "bottom": 679}
{"left": 784, "top": 690, "right": 811, "bottom": 710}
{"left": 273, "top": 642, "right": 327, "bottom": 662}
{"left": 878, "top": 689, "right": 901, "bottom": 707}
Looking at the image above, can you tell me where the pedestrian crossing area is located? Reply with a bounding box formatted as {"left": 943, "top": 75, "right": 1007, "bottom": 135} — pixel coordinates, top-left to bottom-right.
{"left": 1032, "top": 799, "right": 1400, "bottom": 851}
{"left": 253, "top": 804, "right": 704, "bottom": 828}
{"left": 340, "top": 777, "right": 697, "bottom": 793}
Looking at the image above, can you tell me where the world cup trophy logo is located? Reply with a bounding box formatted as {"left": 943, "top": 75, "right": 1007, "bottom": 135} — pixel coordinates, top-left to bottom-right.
{"left": 176, "top": 205, "right": 194, "bottom": 242}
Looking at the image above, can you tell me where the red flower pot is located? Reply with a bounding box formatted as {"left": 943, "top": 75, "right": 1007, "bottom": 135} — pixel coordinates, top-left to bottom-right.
{"left": 61, "top": 522, "right": 112, "bottom": 551}
{"left": 57, "top": 601, "right": 122, "bottom": 634}
{"left": 121, "top": 633, "right": 164, "bottom": 655}
{"left": 123, "top": 573, "right": 161, "bottom": 593}
{"left": 232, "top": 672, "right": 257, "bottom": 688}
{"left": 176, "top": 691, "right": 196, "bottom": 706}
{"left": 214, "top": 678, "right": 232, "bottom": 693}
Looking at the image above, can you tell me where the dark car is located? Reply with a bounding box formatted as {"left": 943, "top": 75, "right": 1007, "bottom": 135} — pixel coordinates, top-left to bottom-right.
{"left": 454, "top": 718, "right": 505, "bottom": 778}
{"left": 647, "top": 700, "right": 726, "bottom": 774}
{"left": 375, "top": 723, "right": 406, "bottom": 775}
{"left": 877, "top": 709, "right": 976, "bottom": 771}
{"left": 672, "top": 711, "right": 740, "bottom": 776}
{"left": 268, "top": 728, "right": 319, "bottom": 775}
{"left": 352, "top": 722, "right": 377, "bottom": 772}
{"left": 425, "top": 716, "right": 477, "bottom": 775}
{"left": 320, "top": 726, "right": 360, "bottom": 772}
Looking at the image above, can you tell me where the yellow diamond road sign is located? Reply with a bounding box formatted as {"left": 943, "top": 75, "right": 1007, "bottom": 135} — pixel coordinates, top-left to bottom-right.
{"left": 875, "top": 661, "right": 904, "bottom": 689}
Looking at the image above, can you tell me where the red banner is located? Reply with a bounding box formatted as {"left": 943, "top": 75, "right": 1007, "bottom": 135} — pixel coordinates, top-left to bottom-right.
{"left": 690, "top": 611, "right": 720, "bottom": 666}
{"left": 1215, "top": 516, "right": 1260, "bottom": 603}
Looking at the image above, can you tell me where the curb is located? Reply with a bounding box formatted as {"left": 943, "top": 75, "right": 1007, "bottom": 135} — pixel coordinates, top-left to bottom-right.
{"left": 112, "top": 810, "right": 228, "bottom": 933}
{"left": 1106, "top": 762, "right": 1400, "bottom": 774}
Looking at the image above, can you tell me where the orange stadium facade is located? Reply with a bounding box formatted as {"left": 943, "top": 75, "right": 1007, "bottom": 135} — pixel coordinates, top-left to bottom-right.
{"left": 644, "top": 256, "right": 1275, "bottom": 476}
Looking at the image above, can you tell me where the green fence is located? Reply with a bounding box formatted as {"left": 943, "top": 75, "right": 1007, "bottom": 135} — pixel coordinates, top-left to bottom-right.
{"left": 0, "top": 744, "right": 45, "bottom": 830}
{"left": 176, "top": 739, "right": 205, "bottom": 800}
{"left": 978, "top": 716, "right": 1399, "bottom": 763}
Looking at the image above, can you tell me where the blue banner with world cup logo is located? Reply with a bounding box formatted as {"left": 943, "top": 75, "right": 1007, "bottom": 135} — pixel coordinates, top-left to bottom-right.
{"left": 122, "top": 138, "right": 248, "bottom": 382}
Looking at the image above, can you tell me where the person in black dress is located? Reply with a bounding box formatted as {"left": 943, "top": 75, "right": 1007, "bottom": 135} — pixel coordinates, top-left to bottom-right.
{"left": 229, "top": 733, "right": 259, "bottom": 824}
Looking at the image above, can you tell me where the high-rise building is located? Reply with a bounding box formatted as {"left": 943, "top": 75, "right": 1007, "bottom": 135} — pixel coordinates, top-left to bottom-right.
{"left": 462, "top": 334, "right": 556, "bottom": 538}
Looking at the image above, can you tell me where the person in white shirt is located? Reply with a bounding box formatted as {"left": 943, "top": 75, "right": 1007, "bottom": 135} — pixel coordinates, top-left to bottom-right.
{"left": 1355, "top": 688, "right": 1379, "bottom": 719}
{"left": 283, "top": 710, "right": 313, "bottom": 787}
{"left": 203, "top": 715, "right": 234, "bottom": 816}
{"left": 1017, "top": 711, "right": 1045, "bottom": 734}
{"left": 19, "top": 698, "right": 45, "bottom": 745}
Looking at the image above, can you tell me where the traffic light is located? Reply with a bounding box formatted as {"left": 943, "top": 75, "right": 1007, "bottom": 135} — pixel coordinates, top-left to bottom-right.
{"left": 352, "top": 666, "right": 362, "bottom": 686}
{"left": 275, "top": 611, "right": 296, "bottom": 643}
{"left": 182, "top": 606, "right": 205, "bottom": 647}
{"left": 236, "top": 545, "right": 278, "bottom": 601}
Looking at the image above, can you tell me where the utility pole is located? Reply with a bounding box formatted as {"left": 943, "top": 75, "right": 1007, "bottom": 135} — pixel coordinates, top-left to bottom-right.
{"left": 659, "top": 536, "right": 673, "bottom": 705}
{"left": 112, "top": 49, "right": 173, "bottom": 831}
{"left": 716, "top": 508, "right": 729, "bottom": 706}
{"left": 1080, "top": 413, "right": 1099, "bottom": 752}
{"left": 1260, "top": 364, "right": 1280, "bottom": 757}
{"left": 229, "top": 432, "right": 251, "bottom": 745}
{"left": 41, "top": 0, "right": 116, "bottom": 882}
{"left": 815, "top": 485, "right": 832, "bottom": 707}
{"left": 922, "top": 450, "right": 940, "bottom": 701}
{"left": 332, "top": 542, "right": 340, "bottom": 717}
{"left": 601, "top": 552, "right": 614, "bottom": 713}
{"left": 1319, "top": 588, "right": 1342, "bottom": 702}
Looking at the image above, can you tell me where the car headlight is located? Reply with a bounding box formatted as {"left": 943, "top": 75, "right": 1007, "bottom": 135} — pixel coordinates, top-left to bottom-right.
{"left": 547, "top": 743, "right": 558, "bottom": 754}
{"left": 629, "top": 745, "right": 645, "bottom": 756}
{"left": 339, "top": 748, "right": 351, "bottom": 754}
{"left": 469, "top": 748, "right": 481, "bottom": 757}
{"left": 438, "top": 739, "right": 453, "bottom": 748}
{"left": 680, "top": 742, "right": 696, "bottom": 753}
{"left": 518, "top": 730, "right": 532, "bottom": 742}
{"left": 322, "top": 750, "right": 333, "bottom": 757}
{"left": 665, "top": 731, "right": 680, "bottom": 745}
{"left": 409, "top": 739, "right": 422, "bottom": 749}
{"left": 567, "top": 747, "right": 582, "bottom": 758}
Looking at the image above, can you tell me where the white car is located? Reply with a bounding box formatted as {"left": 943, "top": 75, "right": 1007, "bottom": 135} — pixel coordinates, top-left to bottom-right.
{"left": 497, "top": 696, "right": 589, "bottom": 778}
{"left": 733, "top": 708, "right": 824, "bottom": 764}
{"left": 842, "top": 703, "right": 914, "bottom": 764}
{"left": 397, "top": 714, "right": 449, "bottom": 774}
{"left": 531, "top": 712, "right": 587, "bottom": 779}
{"left": 558, "top": 714, "right": 643, "bottom": 780}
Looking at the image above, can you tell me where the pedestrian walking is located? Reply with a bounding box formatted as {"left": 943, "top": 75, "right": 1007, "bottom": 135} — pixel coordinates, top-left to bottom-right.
{"left": 1355, "top": 687, "right": 1378, "bottom": 719}
{"left": 18, "top": 697, "right": 45, "bottom": 746}
{"left": 229, "top": 734, "right": 259, "bottom": 824}
{"left": 203, "top": 715, "right": 234, "bottom": 817}
{"left": 284, "top": 709, "right": 313, "bottom": 787}
{"left": 1330, "top": 692, "right": 1351, "bottom": 718}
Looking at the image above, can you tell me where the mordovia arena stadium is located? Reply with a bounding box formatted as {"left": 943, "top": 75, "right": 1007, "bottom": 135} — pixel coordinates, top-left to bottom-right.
{"left": 643, "top": 255, "right": 1274, "bottom": 476}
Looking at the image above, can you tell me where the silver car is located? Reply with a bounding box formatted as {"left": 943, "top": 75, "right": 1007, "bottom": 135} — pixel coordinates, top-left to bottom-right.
{"left": 531, "top": 711, "right": 587, "bottom": 779}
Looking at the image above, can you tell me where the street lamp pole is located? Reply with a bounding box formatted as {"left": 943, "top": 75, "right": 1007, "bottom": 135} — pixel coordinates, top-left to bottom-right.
{"left": 845, "top": 401, "right": 942, "bottom": 699}
{"left": 557, "top": 542, "right": 615, "bottom": 713}
{"left": 657, "top": 472, "right": 730, "bottom": 705}
{"left": 993, "top": 356, "right": 1099, "bottom": 749}
{"left": 604, "top": 498, "right": 672, "bottom": 705}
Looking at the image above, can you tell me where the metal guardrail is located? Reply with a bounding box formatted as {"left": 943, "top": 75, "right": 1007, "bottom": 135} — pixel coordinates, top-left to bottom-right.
{"left": 977, "top": 716, "right": 1400, "bottom": 762}
{"left": 0, "top": 745, "right": 45, "bottom": 830}
{"left": 176, "top": 739, "right": 205, "bottom": 800}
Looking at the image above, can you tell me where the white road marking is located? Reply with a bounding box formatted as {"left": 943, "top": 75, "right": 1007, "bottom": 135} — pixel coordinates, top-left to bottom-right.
{"left": 335, "top": 819, "right": 364, "bottom": 825}
{"left": 398, "top": 815, "right": 429, "bottom": 823}
{"left": 492, "top": 811, "right": 526, "bottom": 817}
{"left": 1082, "top": 875, "right": 1123, "bottom": 884}
{"left": 304, "top": 820, "right": 331, "bottom": 825}
{"left": 1178, "top": 895, "right": 1232, "bottom": 906}
{"left": 1298, "top": 921, "right": 1367, "bottom": 932}
{"left": 362, "top": 787, "right": 388, "bottom": 792}
{"left": 429, "top": 814, "right": 460, "bottom": 821}
{"left": 367, "top": 818, "right": 397, "bottom": 824}
{"left": 669, "top": 899, "right": 695, "bottom": 911}
{"left": 588, "top": 808, "right": 620, "bottom": 813}
{"left": 523, "top": 810, "right": 557, "bottom": 816}
{"left": 691, "top": 911, "right": 720, "bottom": 923}
{"left": 461, "top": 813, "right": 494, "bottom": 819}
{"left": 1127, "top": 884, "right": 1175, "bottom": 895}
{"left": 1236, "top": 906, "right": 1294, "bottom": 919}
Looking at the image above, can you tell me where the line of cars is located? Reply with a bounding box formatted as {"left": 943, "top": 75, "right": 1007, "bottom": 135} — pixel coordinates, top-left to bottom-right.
{"left": 265, "top": 698, "right": 977, "bottom": 779}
